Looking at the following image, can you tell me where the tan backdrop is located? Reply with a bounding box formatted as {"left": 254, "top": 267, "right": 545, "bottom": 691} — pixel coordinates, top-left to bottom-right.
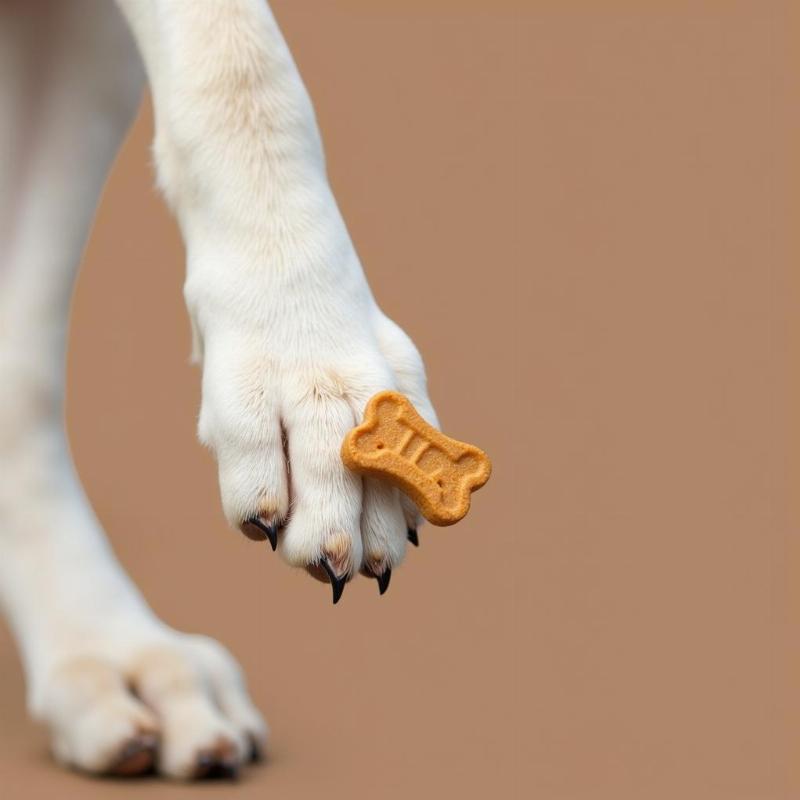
{"left": 0, "top": 2, "right": 796, "bottom": 798}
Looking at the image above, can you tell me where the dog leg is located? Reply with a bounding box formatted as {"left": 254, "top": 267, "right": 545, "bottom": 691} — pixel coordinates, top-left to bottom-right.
{"left": 114, "top": 0, "right": 440, "bottom": 598}
{"left": 0, "top": 1, "right": 265, "bottom": 778}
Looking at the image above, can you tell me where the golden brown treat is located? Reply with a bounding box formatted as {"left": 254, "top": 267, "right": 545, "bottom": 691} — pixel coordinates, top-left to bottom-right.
{"left": 341, "top": 391, "right": 491, "bottom": 526}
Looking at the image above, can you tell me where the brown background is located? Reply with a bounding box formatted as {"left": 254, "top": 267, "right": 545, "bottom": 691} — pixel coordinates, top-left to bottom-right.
{"left": 0, "top": 1, "right": 797, "bottom": 798}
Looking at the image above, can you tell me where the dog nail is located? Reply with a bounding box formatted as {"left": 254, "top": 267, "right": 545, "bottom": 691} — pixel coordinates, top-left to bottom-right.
{"left": 216, "top": 759, "right": 240, "bottom": 779}
{"left": 245, "top": 517, "right": 278, "bottom": 551}
{"left": 319, "top": 557, "right": 347, "bottom": 604}
{"left": 248, "top": 735, "right": 264, "bottom": 762}
{"left": 377, "top": 568, "right": 391, "bottom": 595}
{"left": 407, "top": 527, "right": 419, "bottom": 547}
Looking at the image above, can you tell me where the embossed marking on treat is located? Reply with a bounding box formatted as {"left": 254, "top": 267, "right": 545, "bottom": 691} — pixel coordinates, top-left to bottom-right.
{"left": 341, "top": 391, "right": 491, "bottom": 526}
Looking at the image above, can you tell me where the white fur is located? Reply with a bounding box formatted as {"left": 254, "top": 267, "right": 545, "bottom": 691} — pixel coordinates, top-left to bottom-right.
{"left": 0, "top": 0, "right": 436, "bottom": 779}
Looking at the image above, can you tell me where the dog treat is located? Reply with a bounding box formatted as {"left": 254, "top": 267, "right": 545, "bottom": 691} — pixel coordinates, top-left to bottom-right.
{"left": 341, "top": 390, "right": 491, "bottom": 526}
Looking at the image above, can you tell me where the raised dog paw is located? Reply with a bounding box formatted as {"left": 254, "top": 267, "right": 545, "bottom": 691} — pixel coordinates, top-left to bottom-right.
{"left": 191, "top": 256, "right": 439, "bottom": 602}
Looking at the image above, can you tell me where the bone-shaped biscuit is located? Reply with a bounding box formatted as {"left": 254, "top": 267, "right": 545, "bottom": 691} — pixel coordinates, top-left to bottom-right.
{"left": 341, "top": 391, "right": 491, "bottom": 526}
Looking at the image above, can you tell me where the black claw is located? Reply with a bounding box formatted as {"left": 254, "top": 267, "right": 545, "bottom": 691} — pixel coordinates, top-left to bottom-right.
{"left": 195, "top": 754, "right": 240, "bottom": 781}
{"left": 377, "top": 568, "right": 392, "bottom": 595}
{"left": 247, "top": 517, "right": 278, "bottom": 551}
{"left": 213, "top": 760, "right": 240, "bottom": 780}
{"left": 193, "top": 754, "right": 213, "bottom": 779}
{"left": 407, "top": 527, "right": 419, "bottom": 547}
{"left": 248, "top": 735, "right": 264, "bottom": 763}
{"left": 319, "top": 557, "right": 347, "bottom": 605}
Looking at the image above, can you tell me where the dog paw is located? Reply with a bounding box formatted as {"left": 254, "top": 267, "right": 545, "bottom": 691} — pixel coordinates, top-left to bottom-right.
{"left": 192, "top": 263, "right": 439, "bottom": 601}
{"left": 35, "top": 634, "right": 266, "bottom": 779}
